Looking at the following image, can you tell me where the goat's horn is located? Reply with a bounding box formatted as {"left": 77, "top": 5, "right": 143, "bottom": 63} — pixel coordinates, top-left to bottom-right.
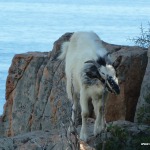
{"left": 85, "top": 60, "right": 95, "bottom": 64}
{"left": 85, "top": 60, "right": 100, "bottom": 68}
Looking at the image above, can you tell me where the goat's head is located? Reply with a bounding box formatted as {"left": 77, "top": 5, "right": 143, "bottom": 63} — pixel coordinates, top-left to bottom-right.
{"left": 85, "top": 55, "right": 122, "bottom": 95}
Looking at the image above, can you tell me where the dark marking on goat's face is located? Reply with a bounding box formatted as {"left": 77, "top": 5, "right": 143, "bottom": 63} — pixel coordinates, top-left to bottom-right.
{"left": 96, "top": 56, "right": 121, "bottom": 95}
{"left": 107, "top": 76, "right": 120, "bottom": 94}
{"left": 98, "top": 64, "right": 120, "bottom": 95}
{"left": 84, "top": 56, "right": 121, "bottom": 95}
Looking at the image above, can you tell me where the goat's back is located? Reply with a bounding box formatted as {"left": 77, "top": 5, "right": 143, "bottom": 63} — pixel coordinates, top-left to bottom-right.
{"left": 62, "top": 31, "right": 108, "bottom": 95}
{"left": 66, "top": 32, "right": 107, "bottom": 63}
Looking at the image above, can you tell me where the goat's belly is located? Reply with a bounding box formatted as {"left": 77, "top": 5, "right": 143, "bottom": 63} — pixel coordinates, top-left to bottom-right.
{"left": 85, "top": 85, "right": 103, "bottom": 98}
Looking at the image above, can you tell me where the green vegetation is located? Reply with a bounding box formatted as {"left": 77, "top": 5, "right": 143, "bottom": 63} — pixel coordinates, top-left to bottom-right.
{"left": 96, "top": 125, "right": 150, "bottom": 150}
{"left": 136, "top": 89, "right": 150, "bottom": 124}
{"left": 144, "top": 91, "right": 150, "bottom": 104}
{"left": 136, "top": 105, "right": 150, "bottom": 124}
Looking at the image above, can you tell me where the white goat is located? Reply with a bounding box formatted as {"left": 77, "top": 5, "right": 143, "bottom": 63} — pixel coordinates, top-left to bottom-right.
{"left": 58, "top": 31, "right": 120, "bottom": 141}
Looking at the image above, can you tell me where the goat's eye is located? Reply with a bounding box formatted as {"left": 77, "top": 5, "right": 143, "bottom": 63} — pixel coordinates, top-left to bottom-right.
{"left": 101, "top": 72, "right": 105, "bottom": 75}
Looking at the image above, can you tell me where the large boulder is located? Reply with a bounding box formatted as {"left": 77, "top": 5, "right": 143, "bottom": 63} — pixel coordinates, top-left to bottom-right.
{"left": 0, "top": 33, "right": 148, "bottom": 138}
{"left": 134, "top": 47, "right": 150, "bottom": 124}
{"left": 2, "top": 33, "right": 73, "bottom": 137}
{"left": 105, "top": 45, "right": 148, "bottom": 122}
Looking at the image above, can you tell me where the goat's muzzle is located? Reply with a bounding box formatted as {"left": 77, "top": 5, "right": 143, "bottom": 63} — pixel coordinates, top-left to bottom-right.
{"left": 106, "top": 76, "right": 120, "bottom": 95}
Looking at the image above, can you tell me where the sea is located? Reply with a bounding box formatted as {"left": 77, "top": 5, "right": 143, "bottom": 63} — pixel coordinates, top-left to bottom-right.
{"left": 0, "top": 0, "right": 150, "bottom": 115}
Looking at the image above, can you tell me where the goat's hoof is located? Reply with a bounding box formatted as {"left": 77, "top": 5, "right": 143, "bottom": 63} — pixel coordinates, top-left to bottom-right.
{"left": 80, "top": 133, "right": 88, "bottom": 142}
{"left": 94, "top": 128, "right": 102, "bottom": 137}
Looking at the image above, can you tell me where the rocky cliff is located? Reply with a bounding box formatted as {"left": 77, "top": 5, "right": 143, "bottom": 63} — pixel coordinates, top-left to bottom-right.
{"left": 0, "top": 33, "right": 150, "bottom": 149}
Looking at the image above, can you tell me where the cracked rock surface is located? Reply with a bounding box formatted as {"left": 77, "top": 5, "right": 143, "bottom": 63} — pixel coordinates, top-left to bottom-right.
{"left": 0, "top": 33, "right": 149, "bottom": 149}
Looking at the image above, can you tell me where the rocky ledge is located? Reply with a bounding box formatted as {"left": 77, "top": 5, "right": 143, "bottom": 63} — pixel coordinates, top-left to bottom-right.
{"left": 0, "top": 33, "right": 150, "bottom": 149}
{"left": 0, "top": 120, "right": 150, "bottom": 150}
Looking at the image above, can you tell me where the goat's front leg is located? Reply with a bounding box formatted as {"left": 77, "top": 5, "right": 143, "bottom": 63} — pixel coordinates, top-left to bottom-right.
{"left": 92, "top": 97, "right": 104, "bottom": 136}
{"left": 80, "top": 89, "right": 89, "bottom": 142}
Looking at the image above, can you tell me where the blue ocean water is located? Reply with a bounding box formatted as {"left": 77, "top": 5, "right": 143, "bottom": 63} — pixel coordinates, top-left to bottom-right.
{"left": 0, "top": 0, "right": 150, "bottom": 114}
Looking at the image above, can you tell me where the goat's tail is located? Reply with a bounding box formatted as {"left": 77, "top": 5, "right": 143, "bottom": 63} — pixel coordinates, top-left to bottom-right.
{"left": 58, "top": 41, "right": 69, "bottom": 60}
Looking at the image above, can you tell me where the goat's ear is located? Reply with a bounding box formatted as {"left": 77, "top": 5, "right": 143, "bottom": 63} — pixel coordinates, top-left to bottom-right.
{"left": 112, "top": 56, "right": 122, "bottom": 69}
{"left": 85, "top": 65, "right": 100, "bottom": 79}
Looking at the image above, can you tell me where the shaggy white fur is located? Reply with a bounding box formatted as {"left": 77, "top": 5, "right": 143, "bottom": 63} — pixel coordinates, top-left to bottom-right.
{"left": 58, "top": 31, "right": 120, "bottom": 141}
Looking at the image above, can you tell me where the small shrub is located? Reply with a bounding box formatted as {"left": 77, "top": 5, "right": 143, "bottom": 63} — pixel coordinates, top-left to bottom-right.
{"left": 130, "top": 22, "right": 150, "bottom": 48}
{"left": 96, "top": 125, "right": 128, "bottom": 150}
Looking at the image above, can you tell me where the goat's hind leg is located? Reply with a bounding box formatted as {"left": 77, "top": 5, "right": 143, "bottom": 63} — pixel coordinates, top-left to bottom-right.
{"left": 80, "top": 89, "right": 89, "bottom": 142}
{"left": 69, "top": 93, "right": 78, "bottom": 133}
{"left": 71, "top": 94, "right": 78, "bottom": 129}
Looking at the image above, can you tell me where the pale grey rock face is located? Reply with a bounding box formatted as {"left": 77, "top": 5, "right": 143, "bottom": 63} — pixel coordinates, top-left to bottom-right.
{"left": 2, "top": 33, "right": 73, "bottom": 137}
{"left": 134, "top": 47, "right": 150, "bottom": 124}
